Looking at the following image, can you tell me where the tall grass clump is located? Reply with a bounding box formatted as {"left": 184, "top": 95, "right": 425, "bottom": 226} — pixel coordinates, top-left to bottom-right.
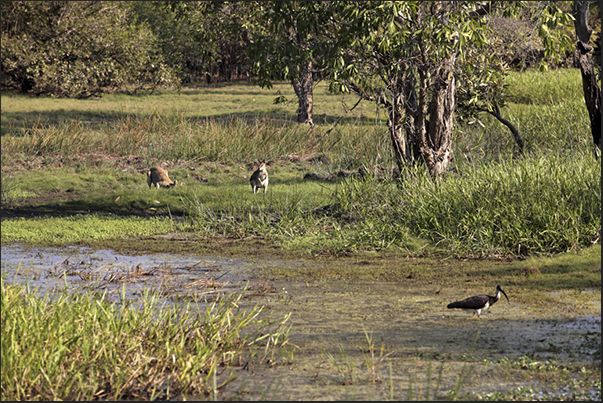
{"left": 1, "top": 113, "right": 385, "bottom": 170}
{"left": 335, "top": 152, "right": 600, "bottom": 256}
{"left": 0, "top": 119, "right": 97, "bottom": 157}
{"left": 1, "top": 278, "right": 290, "bottom": 400}
{"left": 330, "top": 177, "right": 415, "bottom": 253}
{"left": 399, "top": 153, "right": 600, "bottom": 255}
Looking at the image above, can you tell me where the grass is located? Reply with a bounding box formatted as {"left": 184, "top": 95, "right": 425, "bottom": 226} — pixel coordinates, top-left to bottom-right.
{"left": 0, "top": 278, "right": 291, "bottom": 401}
{"left": 505, "top": 68, "right": 585, "bottom": 105}
{"left": 4, "top": 70, "right": 589, "bottom": 172}
{"left": 0, "top": 67, "right": 600, "bottom": 401}
{"left": 1, "top": 80, "right": 382, "bottom": 168}
{"left": 0, "top": 114, "right": 386, "bottom": 171}
{"left": 367, "top": 153, "right": 600, "bottom": 256}
{"left": 0, "top": 81, "right": 379, "bottom": 136}
{"left": 455, "top": 68, "right": 593, "bottom": 162}
{"left": 0, "top": 214, "right": 187, "bottom": 244}
{"left": 2, "top": 150, "right": 598, "bottom": 256}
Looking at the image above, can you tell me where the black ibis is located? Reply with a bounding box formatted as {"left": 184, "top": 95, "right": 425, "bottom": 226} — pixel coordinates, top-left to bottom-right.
{"left": 447, "top": 285, "right": 509, "bottom": 318}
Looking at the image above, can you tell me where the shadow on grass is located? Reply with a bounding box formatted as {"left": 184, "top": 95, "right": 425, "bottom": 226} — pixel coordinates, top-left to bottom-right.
{"left": 0, "top": 196, "right": 180, "bottom": 219}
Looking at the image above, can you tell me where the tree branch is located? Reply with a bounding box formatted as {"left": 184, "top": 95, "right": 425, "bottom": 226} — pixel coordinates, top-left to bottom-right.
{"left": 477, "top": 105, "right": 524, "bottom": 155}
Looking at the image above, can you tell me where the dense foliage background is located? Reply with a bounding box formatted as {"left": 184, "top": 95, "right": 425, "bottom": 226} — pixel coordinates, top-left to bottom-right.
{"left": 2, "top": 1, "right": 597, "bottom": 96}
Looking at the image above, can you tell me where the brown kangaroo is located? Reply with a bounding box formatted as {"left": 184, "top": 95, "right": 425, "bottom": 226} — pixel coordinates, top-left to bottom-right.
{"left": 147, "top": 166, "right": 178, "bottom": 189}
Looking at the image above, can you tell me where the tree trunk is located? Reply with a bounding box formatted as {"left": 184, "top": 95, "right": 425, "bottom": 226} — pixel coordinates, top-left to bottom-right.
{"left": 387, "top": 73, "right": 421, "bottom": 173}
{"left": 421, "top": 62, "right": 456, "bottom": 176}
{"left": 292, "top": 60, "right": 314, "bottom": 126}
{"left": 397, "top": 58, "right": 456, "bottom": 177}
{"left": 573, "top": 1, "right": 602, "bottom": 156}
{"left": 387, "top": 59, "right": 456, "bottom": 177}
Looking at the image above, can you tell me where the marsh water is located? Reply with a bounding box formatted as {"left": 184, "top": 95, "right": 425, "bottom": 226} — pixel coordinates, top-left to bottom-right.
{"left": 2, "top": 244, "right": 600, "bottom": 400}
{"left": 1, "top": 243, "right": 259, "bottom": 304}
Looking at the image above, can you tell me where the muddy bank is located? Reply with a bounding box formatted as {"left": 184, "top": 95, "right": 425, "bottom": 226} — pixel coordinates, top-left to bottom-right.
{"left": 213, "top": 275, "right": 600, "bottom": 400}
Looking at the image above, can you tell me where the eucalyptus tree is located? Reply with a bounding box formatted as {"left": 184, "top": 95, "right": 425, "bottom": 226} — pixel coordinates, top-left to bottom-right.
{"left": 329, "top": 2, "right": 494, "bottom": 176}
{"left": 246, "top": 1, "right": 338, "bottom": 125}
{"left": 329, "top": 1, "right": 576, "bottom": 176}
{"left": 573, "top": 0, "right": 601, "bottom": 155}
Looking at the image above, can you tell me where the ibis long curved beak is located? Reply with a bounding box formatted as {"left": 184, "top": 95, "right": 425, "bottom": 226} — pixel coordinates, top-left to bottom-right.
{"left": 501, "top": 288, "right": 510, "bottom": 303}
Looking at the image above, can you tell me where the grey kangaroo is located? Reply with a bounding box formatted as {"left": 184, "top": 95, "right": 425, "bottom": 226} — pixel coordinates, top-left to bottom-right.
{"left": 250, "top": 161, "right": 269, "bottom": 194}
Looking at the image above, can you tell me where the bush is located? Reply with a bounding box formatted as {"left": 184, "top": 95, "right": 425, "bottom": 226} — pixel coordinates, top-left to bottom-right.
{"left": 0, "top": 1, "right": 178, "bottom": 97}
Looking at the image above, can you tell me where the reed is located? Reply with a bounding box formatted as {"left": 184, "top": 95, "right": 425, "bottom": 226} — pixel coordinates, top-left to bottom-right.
{"left": 0, "top": 278, "right": 290, "bottom": 400}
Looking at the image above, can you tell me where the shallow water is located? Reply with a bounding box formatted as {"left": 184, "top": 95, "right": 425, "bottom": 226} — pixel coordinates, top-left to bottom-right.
{"left": 1, "top": 243, "right": 257, "bottom": 304}
{"left": 216, "top": 276, "right": 600, "bottom": 400}
{"left": 1, "top": 244, "right": 600, "bottom": 400}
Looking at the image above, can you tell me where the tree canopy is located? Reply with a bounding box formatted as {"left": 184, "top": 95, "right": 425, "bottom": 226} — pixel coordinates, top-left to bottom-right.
{"left": 1, "top": 1, "right": 177, "bottom": 98}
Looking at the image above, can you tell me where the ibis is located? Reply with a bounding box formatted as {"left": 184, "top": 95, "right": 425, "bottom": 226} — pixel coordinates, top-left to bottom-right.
{"left": 447, "top": 285, "right": 509, "bottom": 318}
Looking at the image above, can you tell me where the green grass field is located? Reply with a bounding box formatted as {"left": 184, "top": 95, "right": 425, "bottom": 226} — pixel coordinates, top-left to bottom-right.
{"left": 1, "top": 68, "right": 600, "bottom": 257}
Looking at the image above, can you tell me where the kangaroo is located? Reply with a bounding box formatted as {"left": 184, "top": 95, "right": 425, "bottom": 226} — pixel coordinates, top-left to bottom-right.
{"left": 250, "top": 161, "right": 269, "bottom": 194}
{"left": 147, "top": 166, "right": 178, "bottom": 189}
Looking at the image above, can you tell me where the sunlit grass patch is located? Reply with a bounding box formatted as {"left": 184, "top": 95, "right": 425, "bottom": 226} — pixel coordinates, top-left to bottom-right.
{"left": 505, "top": 244, "right": 602, "bottom": 295}
{"left": 454, "top": 68, "right": 592, "bottom": 162}
{"left": 505, "top": 68, "right": 584, "bottom": 105}
{"left": 0, "top": 279, "right": 290, "bottom": 400}
{"left": 0, "top": 214, "right": 187, "bottom": 245}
